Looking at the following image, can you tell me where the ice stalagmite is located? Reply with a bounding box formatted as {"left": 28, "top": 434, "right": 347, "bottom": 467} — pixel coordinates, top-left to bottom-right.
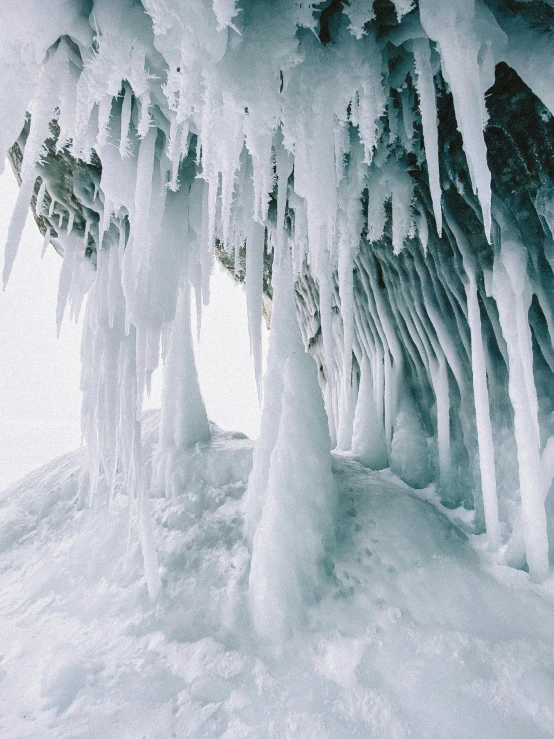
{"left": 243, "top": 244, "right": 302, "bottom": 545}
{"left": 248, "top": 348, "right": 336, "bottom": 641}
{"left": 352, "top": 355, "right": 388, "bottom": 470}
{"left": 155, "top": 280, "right": 211, "bottom": 499}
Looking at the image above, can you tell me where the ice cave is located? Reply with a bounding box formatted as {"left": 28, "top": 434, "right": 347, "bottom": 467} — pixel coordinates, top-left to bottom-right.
{"left": 2, "top": 0, "right": 554, "bottom": 736}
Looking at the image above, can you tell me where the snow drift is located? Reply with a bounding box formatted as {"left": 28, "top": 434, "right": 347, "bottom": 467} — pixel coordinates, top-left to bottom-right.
{"left": 1, "top": 413, "right": 554, "bottom": 738}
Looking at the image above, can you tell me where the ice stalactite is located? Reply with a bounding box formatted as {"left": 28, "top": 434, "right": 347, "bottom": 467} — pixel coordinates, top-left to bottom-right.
{"left": 419, "top": 0, "right": 494, "bottom": 241}
{"left": 246, "top": 218, "right": 265, "bottom": 402}
{"left": 412, "top": 37, "right": 442, "bottom": 237}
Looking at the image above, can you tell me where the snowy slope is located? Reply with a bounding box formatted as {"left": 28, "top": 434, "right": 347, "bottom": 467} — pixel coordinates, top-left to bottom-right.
{"left": 1, "top": 413, "right": 554, "bottom": 739}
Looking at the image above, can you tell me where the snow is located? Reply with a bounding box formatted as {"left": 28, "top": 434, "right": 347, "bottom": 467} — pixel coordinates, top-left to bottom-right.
{"left": 1, "top": 415, "right": 554, "bottom": 737}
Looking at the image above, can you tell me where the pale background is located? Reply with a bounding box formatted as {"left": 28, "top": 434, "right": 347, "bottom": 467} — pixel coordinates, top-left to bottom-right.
{"left": 0, "top": 168, "right": 266, "bottom": 490}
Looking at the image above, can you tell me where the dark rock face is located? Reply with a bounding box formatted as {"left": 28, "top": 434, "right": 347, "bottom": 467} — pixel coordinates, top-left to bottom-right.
{"left": 9, "top": 120, "right": 100, "bottom": 261}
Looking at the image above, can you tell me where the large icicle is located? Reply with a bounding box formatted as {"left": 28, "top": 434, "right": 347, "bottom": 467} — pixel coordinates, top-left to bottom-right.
{"left": 419, "top": 0, "right": 492, "bottom": 240}
{"left": 412, "top": 37, "right": 442, "bottom": 236}
{"left": 246, "top": 219, "right": 265, "bottom": 402}
{"left": 491, "top": 221, "right": 549, "bottom": 580}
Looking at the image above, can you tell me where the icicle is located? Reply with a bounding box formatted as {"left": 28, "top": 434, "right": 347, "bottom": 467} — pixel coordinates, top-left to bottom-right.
{"left": 200, "top": 179, "right": 214, "bottom": 307}
{"left": 315, "top": 240, "right": 336, "bottom": 437}
{"left": 391, "top": 170, "right": 413, "bottom": 254}
{"left": 412, "top": 37, "right": 442, "bottom": 236}
{"left": 41, "top": 228, "right": 51, "bottom": 259}
{"left": 275, "top": 139, "right": 293, "bottom": 258}
{"left": 3, "top": 177, "right": 35, "bottom": 288}
{"left": 119, "top": 85, "right": 133, "bottom": 158}
{"left": 137, "top": 92, "right": 151, "bottom": 139}
{"left": 35, "top": 178, "right": 46, "bottom": 215}
{"left": 132, "top": 127, "right": 157, "bottom": 278}
{"left": 419, "top": 0, "right": 492, "bottom": 240}
{"left": 246, "top": 220, "right": 265, "bottom": 402}
{"left": 3, "top": 44, "right": 64, "bottom": 287}
{"left": 491, "top": 219, "right": 549, "bottom": 580}
{"left": 337, "top": 227, "right": 355, "bottom": 444}
{"left": 96, "top": 94, "right": 112, "bottom": 150}
{"left": 66, "top": 210, "right": 75, "bottom": 236}
{"left": 167, "top": 117, "right": 180, "bottom": 191}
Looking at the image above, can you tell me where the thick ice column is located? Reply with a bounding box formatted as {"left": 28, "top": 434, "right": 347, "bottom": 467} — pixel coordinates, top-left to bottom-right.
{"left": 492, "top": 230, "right": 549, "bottom": 580}
{"left": 448, "top": 206, "right": 500, "bottom": 550}
{"left": 155, "top": 280, "right": 211, "bottom": 498}
{"left": 430, "top": 354, "right": 451, "bottom": 485}
{"left": 465, "top": 272, "right": 500, "bottom": 550}
{"left": 248, "top": 348, "right": 336, "bottom": 641}
{"left": 243, "top": 245, "right": 303, "bottom": 544}
{"left": 352, "top": 355, "right": 388, "bottom": 469}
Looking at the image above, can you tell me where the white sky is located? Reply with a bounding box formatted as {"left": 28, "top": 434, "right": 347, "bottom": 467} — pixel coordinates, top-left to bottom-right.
{"left": 0, "top": 167, "right": 266, "bottom": 490}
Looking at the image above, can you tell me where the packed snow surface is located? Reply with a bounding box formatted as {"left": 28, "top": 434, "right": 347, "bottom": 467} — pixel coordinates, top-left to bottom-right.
{"left": 1, "top": 412, "right": 554, "bottom": 739}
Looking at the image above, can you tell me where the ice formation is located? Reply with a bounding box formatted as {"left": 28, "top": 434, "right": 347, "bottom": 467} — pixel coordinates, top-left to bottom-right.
{"left": 3, "top": 0, "right": 554, "bottom": 626}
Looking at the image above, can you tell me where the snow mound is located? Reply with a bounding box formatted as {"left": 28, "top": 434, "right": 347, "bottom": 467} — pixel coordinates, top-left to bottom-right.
{"left": 1, "top": 414, "right": 554, "bottom": 738}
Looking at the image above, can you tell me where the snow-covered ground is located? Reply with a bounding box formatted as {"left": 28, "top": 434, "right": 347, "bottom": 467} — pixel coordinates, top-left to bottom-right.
{"left": 1, "top": 411, "right": 554, "bottom": 739}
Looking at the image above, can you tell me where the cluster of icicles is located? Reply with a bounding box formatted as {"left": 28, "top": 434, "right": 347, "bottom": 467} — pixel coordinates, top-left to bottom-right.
{"left": 3, "top": 0, "right": 554, "bottom": 631}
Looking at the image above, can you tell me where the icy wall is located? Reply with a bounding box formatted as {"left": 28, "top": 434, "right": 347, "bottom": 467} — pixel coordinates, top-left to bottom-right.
{"left": 3, "top": 0, "right": 554, "bottom": 591}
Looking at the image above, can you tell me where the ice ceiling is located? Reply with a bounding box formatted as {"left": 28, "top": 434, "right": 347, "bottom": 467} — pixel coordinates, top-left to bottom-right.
{"left": 3, "top": 0, "right": 554, "bottom": 601}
